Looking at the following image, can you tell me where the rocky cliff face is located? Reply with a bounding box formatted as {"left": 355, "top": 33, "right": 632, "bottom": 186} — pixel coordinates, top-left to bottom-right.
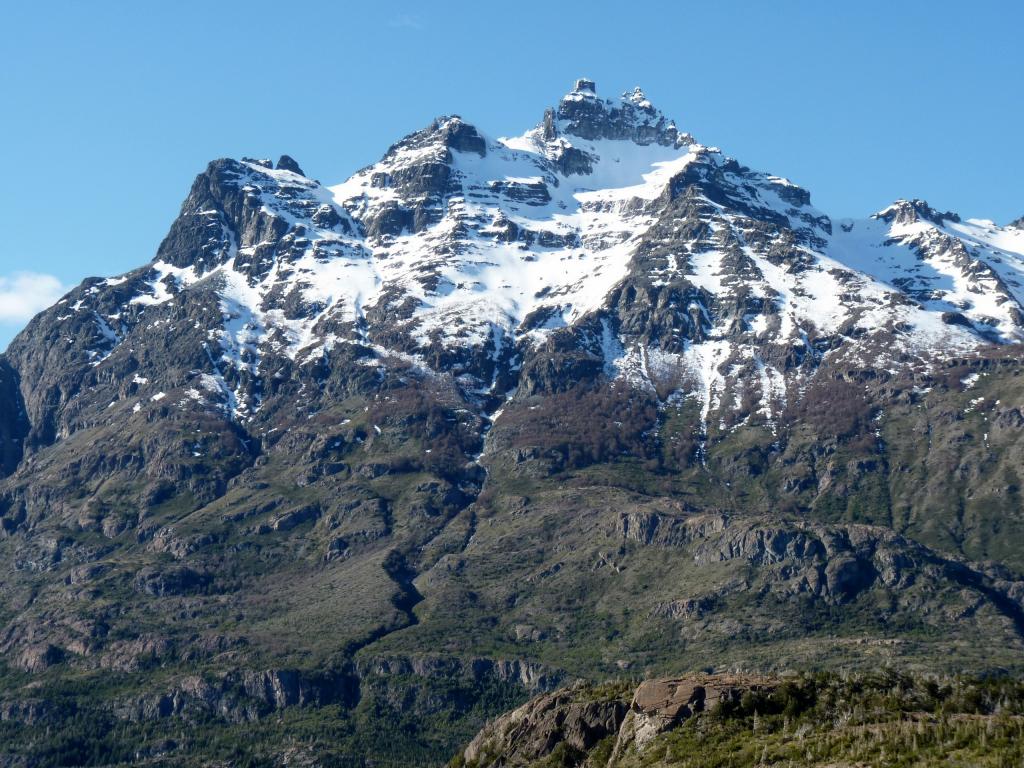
{"left": 0, "top": 359, "right": 27, "bottom": 479}
{"left": 462, "top": 686, "right": 628, "bottom": 766}
{"left": 2, "top": 78, "right": 1024, "bottom": 766}
{"left": 460, "top": 675, "right": 774, "bottom": 767}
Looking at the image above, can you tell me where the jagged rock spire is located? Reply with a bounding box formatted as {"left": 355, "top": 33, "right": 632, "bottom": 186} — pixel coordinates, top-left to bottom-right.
{"left": 275, "top": 154, "right": 305, "bottom": 175}
{"left": 573, "top": 77, "right": 596, "bottom": 94}
{"left": 554, "top": 77, "right": 683, "bottom": 147}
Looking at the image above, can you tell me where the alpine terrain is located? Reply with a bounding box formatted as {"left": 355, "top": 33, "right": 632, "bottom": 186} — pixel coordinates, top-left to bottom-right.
{"left": 2, "top": 79, "right": 1024, "bottom": 765}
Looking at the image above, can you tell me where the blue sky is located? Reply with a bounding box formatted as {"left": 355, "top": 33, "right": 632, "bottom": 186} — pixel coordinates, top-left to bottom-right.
{"left": 1, "top": 0, "right": 1022, "bottom": 348}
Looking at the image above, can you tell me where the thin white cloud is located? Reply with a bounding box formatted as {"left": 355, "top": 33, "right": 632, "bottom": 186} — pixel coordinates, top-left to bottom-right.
{"left": 388, "top": 13, "right": 422, "bottom": 29}
{"left": 0, "top": 272, "right": 67, "bottom": 322}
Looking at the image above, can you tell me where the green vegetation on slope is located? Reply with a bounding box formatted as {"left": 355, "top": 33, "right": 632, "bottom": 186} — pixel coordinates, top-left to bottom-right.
{"left": 0, "top": 667, "right": 527, "bottom": 768}
{"left": 628, "top": 674, "right": 1024, "bottom": 768}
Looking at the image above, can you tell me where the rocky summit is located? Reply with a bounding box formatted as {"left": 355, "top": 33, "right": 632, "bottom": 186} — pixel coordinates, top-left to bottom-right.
{"left": 2, "top": 79, "right": 1024, "bottom": 766}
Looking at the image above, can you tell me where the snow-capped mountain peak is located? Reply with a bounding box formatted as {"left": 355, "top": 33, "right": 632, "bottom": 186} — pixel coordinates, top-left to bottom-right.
{"left": 35, "top": 80, "right": 1024, "bottom": 427}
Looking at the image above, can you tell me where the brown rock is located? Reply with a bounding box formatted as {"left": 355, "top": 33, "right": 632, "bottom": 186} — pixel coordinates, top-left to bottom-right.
{"left": 463, "top": 686, "right": 627, "bottom": 767}
{"left": 614, "top": 674, "right": 778, "bottom": 756}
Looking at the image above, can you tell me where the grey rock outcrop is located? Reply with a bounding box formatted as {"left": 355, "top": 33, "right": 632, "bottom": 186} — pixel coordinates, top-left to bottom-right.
{"left": 114, "top": 667, "right": 359, "bottom": 723}
{"left": 275, "top": 154, "right": 305, "bottom": 175}
{"left": 612, "top": 676, "right": 776, "bottom": 755}
{"left": 463, "top": 686, "right": 626, "bottom": 767}
{"left": 556, "top": 79, "right": 684, "bottom": 147}
{"left": 462, "top": 675, "right": 775, "bottom": 767}
{"left": 0, "top": 358, "right": 27, "bottom": 477}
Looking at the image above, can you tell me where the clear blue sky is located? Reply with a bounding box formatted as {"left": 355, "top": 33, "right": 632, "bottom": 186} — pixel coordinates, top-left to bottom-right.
{"left": 1, "top": 0, "right": 1022, "bottom": 348}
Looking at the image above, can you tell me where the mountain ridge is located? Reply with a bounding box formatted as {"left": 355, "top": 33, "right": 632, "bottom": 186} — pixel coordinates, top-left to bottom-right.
{"left": 8, "top": 78, "right": 1024, "bottom": 446}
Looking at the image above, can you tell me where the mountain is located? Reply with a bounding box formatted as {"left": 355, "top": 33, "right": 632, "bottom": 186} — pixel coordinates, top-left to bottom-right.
{"left": 2, "top": 78, "right": 1024, "bottom": 766}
